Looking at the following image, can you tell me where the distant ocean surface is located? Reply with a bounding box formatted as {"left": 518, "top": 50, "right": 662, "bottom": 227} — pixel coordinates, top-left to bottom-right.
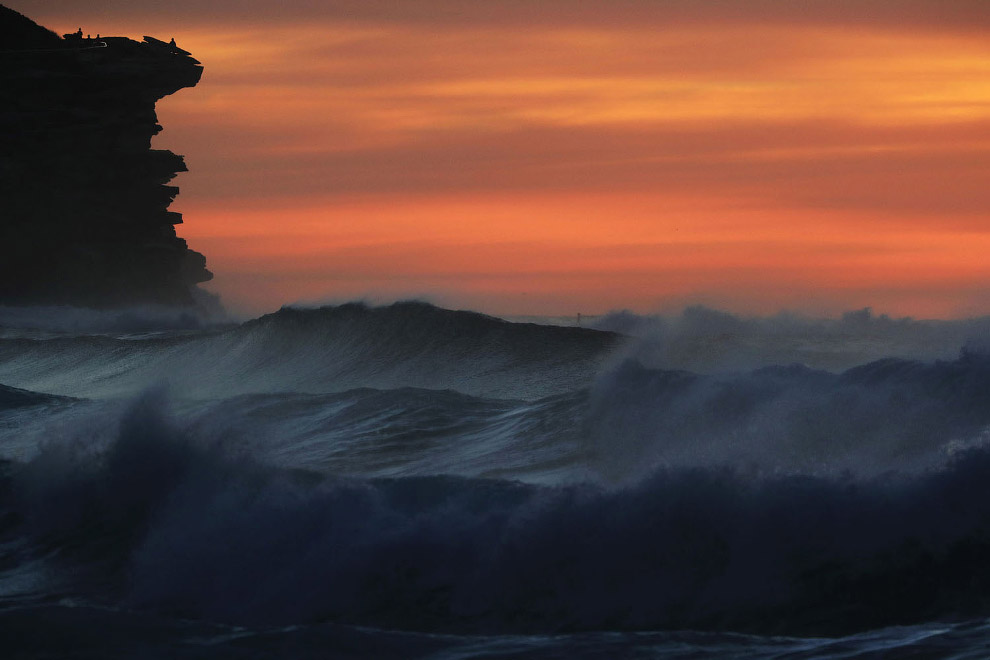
{"left": 2, "top": 301, "right": 990, "bottom": 658}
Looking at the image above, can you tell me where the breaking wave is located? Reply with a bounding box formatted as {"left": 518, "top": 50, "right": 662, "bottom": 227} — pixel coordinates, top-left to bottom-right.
{"left": 5, "top": 391, "right": 990, "bottom": 638}
{"left": 586, "top": 350, "right": 990, "bottom": 480}
{"left": 593, "top": 305, "right": 990, "bottom": 372}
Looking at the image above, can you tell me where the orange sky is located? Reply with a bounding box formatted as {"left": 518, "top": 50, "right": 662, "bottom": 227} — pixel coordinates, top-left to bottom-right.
{"left": 9, "top": 1, "right": 990, "bottom": 317}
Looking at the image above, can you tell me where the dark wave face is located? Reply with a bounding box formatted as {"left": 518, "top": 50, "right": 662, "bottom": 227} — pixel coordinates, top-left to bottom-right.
{"left": 182, "top": 388, "right": 588, "bottom": 482}
{"left": 0, "top": 384, "right": 71, "bottom": 411}
{"left": 3, "top": 301, "right": 990, "bottom": 657}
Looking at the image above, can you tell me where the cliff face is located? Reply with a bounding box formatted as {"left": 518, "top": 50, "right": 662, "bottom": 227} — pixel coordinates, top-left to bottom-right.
{"left": 0, "top": 6, "right": 212, "bottom": 307}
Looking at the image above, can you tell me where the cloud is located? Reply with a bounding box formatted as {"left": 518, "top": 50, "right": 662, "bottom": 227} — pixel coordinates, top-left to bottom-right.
{"left": 134, "top": 20, "right": 990, "bottom": 224}
{"left": 164, "top": 117, "right": 990, "bottom": 226}
{"left": 9, "top": 0, "right": 990, "bottom": 34}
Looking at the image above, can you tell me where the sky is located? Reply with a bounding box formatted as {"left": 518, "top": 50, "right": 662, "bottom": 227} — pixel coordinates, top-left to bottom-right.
{"left": 9, "top": 1, "right": 990, "bottom": 318}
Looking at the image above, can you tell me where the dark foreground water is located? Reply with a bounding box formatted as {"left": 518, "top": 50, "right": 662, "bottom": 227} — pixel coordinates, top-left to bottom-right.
{"left": 2, "top": 301, "right": 990, "bottom": 658}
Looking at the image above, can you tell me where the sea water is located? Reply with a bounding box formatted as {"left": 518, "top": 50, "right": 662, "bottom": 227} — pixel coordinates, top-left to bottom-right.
{"left": 2, "top": 301, "right": 990, "bottom": 658}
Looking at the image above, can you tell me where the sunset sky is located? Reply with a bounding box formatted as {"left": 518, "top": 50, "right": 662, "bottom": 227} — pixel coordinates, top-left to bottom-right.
{"left": 10, "top": 1, "right": 990, "bottom": 318}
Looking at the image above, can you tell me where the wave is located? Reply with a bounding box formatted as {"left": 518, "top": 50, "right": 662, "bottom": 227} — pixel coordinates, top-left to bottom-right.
{"left": 6, "top": 391, "right": 990, "bottom": 637}
{"left": 177, "top": 347, "right": 990, "bottom": 482}
{"left": 0, "top": 381, "right": 587, "bottom": 480}
{"left": 184, "top": 387, "right": 587, "bottom": 482}
{"left": 585, "top": 350, "right": 990, "bottom": 480}
{"left": 0, "top": 303, "right": 227, "bottom": 338}
{"left": 6, "top": 347, "right": 990, "bottom": 483}
{"left": 0, "top": 384, "right": 72, "bottom": 411}
{"left": 593, "top": 305, "right": 990, "bottom": 372}
{"left": 0, "top": 302, "right": 622, "bottom": 401}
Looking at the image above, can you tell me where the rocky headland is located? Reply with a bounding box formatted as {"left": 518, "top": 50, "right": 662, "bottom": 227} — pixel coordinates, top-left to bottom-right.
{"left": 0, "top": 5, "right": 213, "bottom": 307}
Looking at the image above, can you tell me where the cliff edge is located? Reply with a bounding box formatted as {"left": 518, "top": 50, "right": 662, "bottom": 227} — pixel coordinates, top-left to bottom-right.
{"left": 0, "top": 5, "right": 213, "bottom": 307}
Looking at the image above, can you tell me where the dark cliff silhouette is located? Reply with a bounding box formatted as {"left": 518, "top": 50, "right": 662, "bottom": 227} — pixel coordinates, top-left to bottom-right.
{"left": 0, "top": 5, "right": 213, "bottom": 307}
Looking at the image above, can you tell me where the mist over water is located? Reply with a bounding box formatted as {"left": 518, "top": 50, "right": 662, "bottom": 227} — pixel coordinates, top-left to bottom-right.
{"left": 3, "top": 301, "right": 990, "bottom": 657}
{"left": 592, "top": 305, "right": 990, "bottom": 373}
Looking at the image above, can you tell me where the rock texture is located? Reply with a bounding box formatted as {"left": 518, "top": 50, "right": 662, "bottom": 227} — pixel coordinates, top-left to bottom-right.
{"left": 0, "top": 5, "right": 212, "bottom": 307}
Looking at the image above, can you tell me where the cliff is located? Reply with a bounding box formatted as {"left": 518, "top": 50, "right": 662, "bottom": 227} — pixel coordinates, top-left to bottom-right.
{"left": 0, "top": 5, "right": 213, "bottom": 307}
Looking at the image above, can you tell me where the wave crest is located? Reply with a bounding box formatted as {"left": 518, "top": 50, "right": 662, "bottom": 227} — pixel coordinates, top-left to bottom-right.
{"left": 0, "top": 302, "right": 621, "bottom": 400}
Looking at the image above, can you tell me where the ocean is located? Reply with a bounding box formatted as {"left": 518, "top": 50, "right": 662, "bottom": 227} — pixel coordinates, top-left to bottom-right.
{"left": 2, "top": 300, "right": 990, "bottom": 658}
